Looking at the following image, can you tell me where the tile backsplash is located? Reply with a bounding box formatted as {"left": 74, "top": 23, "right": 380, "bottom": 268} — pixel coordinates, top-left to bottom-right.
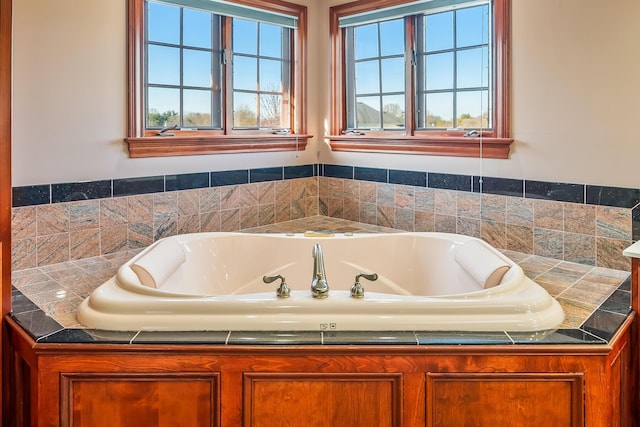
{"left": 11, "top": 164, "right": 640, "bottom": 271}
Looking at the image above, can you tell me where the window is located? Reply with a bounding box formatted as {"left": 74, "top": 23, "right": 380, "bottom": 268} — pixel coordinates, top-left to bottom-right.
{"left": 330, "top": 0, "right": 512, "bottom": 158}
{"left": 126, "top": 0, "right": 308, "bottom": 157}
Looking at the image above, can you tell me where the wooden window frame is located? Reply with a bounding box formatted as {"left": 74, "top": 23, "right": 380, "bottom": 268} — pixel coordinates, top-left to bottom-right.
{"left": 125, "top": 0, "right": 309, "bottom": 158}
{"left": 329, "top": 0, "right": 513, "bottom": 159}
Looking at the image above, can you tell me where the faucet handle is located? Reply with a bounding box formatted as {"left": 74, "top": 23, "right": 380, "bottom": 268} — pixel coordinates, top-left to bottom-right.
{"left": 351, "top": 272, "right": 378, "bottom": 298}
{"left": 263, "top": 274, "right": 291, "bottom": 298}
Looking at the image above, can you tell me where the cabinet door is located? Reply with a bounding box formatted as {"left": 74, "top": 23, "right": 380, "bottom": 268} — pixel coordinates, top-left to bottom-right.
{"left": 60, "top": 373, "right": 220, "bottom": 427}
{"left": 243, "top": 373, "right": 403, "bottom": 427}
{"left": 426, "top": 372, "right": 584, "bottom": 426}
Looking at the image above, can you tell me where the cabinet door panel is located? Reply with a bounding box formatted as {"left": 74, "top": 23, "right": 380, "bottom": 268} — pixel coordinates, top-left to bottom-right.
{"left": 60, "top": 373, "right": 219, "bottom": 427}
{"left": 426, "top": 372, "right": 583, "bottom": 426}
{"left": 244, "top": 373, "right": 402, "bottom": 427}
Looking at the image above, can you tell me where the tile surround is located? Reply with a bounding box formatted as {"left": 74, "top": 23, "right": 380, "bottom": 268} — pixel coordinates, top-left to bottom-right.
{"left": 11, "top": 164, "right": 640, "bottom": 271}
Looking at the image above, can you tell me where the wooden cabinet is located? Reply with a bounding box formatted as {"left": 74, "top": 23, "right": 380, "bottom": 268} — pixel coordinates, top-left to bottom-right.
{"left": 6, "top": 316, "right": 634, "bottom": 427}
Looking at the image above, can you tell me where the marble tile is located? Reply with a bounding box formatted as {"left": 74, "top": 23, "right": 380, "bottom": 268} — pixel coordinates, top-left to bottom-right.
{"left": 165, "top": 172, "right": 209, "bottom": 191}
{"left": 258, "top": 182, "right": 276, "bottom": 205}
{"left": 434, "top": 214, "right": 456, "bottom": 233}
{"left": 275, "top": 181, "right": 292, "bottom": 206}
{"left": 240, "top": 206, "right": 258, "bottom": 229}
{"left": 359, "top": 203, "right": 377, "bottom": 225}
{"left": 177, "top": 190, "right": 199, "bottom": 216}
{"left": 284, "top": 164, "right": 314, "bottom": 179}
{"left": 517, "top": 255, "right": 560, "bottom": 278}
{"left": 304, "top": 177, "right": 318, "bottom": 198}
{"left": 376, "top": 183, "right": 394, "bottom": 207}
{"left": 428, "top": 173, "right": 471, "bottom": 192}
{"left": 564, "top": 203, "right": 596, "bottom": 235}
{"left": 359, "top": 181, "right": 377, "bottom": 204}
{"left": 211, "top": 169, "right": 248, "bottom": 187}
{"left": 555, "top": 297, "right": 596, "bottom": 329}
{"left": 389, "top": 169, "right": 426, "bottom": 187}
{"left": 127, "top": 194, "right": 154, "bottom": 222}
{"left": 533, "top": 228, "right": 563, "bottom": 260}
{"left": 128, "top": 222, "right": 153, "bottom": 249}
{"left": 326, "top": 197, "right": 343, "bottom": 219}
{"left": 258, "top": 204, "right": 276, "bottom": 226}
{"left": 276, "top": 201, "right": 291, "bottom": 223}
{"left": 250, "top": 167, "right": 283, "bottom": 183}
{"left": 37, "top": 233, "right": 69, "bottom": 266}
{"left": 70, "top": 229, "right": 100, "bottom": 260}
{"left": 343, "top": 199, "right": 360, "bottom": 222}
{"left": 153, "top": 213, "right": 177, "bottom": 240}
{"left": 200, "top": 212, "right": 221, "bottom": 232}
{"left": 563, "top": 233, "right": 595, "bottom": 266}
{"left": 100, "top": 197, "right": 128, "bottom": 227}
{"left": 480, "top": 194, "right": 506, "bottom": 223}
{"left": 596, "top": 237, "right": 631, "bottom": 270}
{"left": 525, "top": 180, "right": 584, "bottom": 203}
{"left": 533, "top": 263, "right": 591, "bottom": 296}
{"left": 354, "top": 166, "right": 386, "bottom": 183}
{"left": 153, "top": 193, "right": 177, "bottom": 216}
{"left": 395, "top": 185, "right": 415, "bottom": 210}
{"left": 457, "top": 192, "right": 481, "bottom": 219}
{"left": 434, "top": 190, "right": 456, "bottom": 216}
{"left": 12, "top": 184, "right": 50, "bottom": 207}
{"left": 481, "top": 220, "right": 506, "bottom": 249}
{"left": 113, "top": 176, "right": 164, "bottom": 197}
{"left": 533, "top": 200, "right": 563, "bottom": 231}
{"left": 414, "top": 187, "right": 435, "bottom": 212}
{"left": 394, "top": 208, "right": 414, "bottom": 231}
{"left": 220, "top": 209, "right": 240, "bottom": 231}
{"left": 344, "top": 179, "right": 359, "bottom": 199}
{"left": 474, "top": 176, "right": 523, "bottom": 197}
{"left": 198, "top": 187, "right": 220, "bottom": 213}
{"left": 457, "top": 217, "right": 480, "bottom": 238}
{"left": 586, "top": 185, "right": 640, "bottom": 208}
{"left": 596, "top": 206, "right": 631, "bottom": 240}
{"left": 12, "top": 206, "right": 37, "bottom": 239}
{"left": 69, "top": 201, "right": 100, "bottom": 231}
{"left": 506, "top": 197, "right": 533, "bottom": 227}
{"left": 37, "top": 204, "right": 69, "bottom": 235}
{"left": 324, "top": 164, "right": 353, "bottom": 179}
{"left": 327, "top": 177, "right": 345, "bottom": 198}
{"left": 52, "top": 180, "right": 111, "bottom": 203}
{"left": 581, "top": 310, "right": 628, "bottom": 342}
{"left": 101, "top": 225, "right": 128, "bottom": 254}
{"left": 220, "top": 185, "right": 242, "bottom": 210}
{"left": 376, "top": 205, "right": 394, "bottom": 228}
{"left": 177, "top": 215, "right": 200, "bottom": 235}
{"left": 506, "top": 224, "right": 533, "bottom": 254}
{"left": 241, "top": 183, "right": 259, "bottom": 208}
{"left": 414, "top": 211, "right": 434, "bottom": 232}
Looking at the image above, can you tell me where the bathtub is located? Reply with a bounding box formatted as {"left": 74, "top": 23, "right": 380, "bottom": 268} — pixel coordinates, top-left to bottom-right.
{"left": 77, "top": 232, "right": 565, "bottom": 332}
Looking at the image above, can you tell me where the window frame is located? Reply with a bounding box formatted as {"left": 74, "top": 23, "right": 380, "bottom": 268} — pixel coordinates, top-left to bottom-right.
{"left": 329, "top": 0, "right": 512, "bottom": 158}
{"left": 126, "top": 0, "right": 309, "bottom": 158}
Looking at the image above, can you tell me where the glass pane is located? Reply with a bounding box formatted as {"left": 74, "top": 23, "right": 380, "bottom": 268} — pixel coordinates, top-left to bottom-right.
{"left": 183, "top": 90, "right": 212, "bottom": 127}
{"left": 355, "top": 96, "right": 381, "bottom": 129}
{"left": 260, "top": 94, "right": 282, "bottom": 127}
{"left": 456, "top": 47, "right": 489, "bottom": 88}
{"left": 233, "top": 19, "right": 257, "bottom": 55}
{"left": 259, "top": 59, "right": 282, "bottom": 92}
{"left": 381, "top": 58, "right": 404, "bottom": 93}
{"left": 148, "top": 2, "right": 180, "bottom": 45}
{"left": 233, "top": 92, "right": 258, "bottom": 128}
{"left": 425, "top": 52, "right": 453, "bottom": 90}
{"left": 382, "top": 95, "right": 405, "bottom": 129}
{"left": 260, "top": 23, "right": 283, "bottom": 58}
{"left": 183, "top": 49, "right": 212, "bottom": 88}
{"left": 379, "top": 18, "right": 404, "bottom": 56}
{"left": 456, "top": 90, "right": 489, "bottom": 128}
{"left": 456, "top": 5, "right": 489, "bottom": 48}
{"left": 183, "top": 8, "right": 211, "bottom": 49}
{"left": 354, "top": 23, "right": 379, "bottom": 60}
{"left": 148, "top": 45, "right": 180, "bottom": 85}
{"left": 425, "top": 92, "right": 453, "bottom": 128}
{"left": 355, "top": 60, "right": 380, "bottom": 95}
{"left": 233, "top": 56, "right": 257, "bottom": 91}
{"left": 425, "top": 11, "right": 453, "bottom": 52}
{"left": 147, "top": 87, "right": 180, "bottom": 127}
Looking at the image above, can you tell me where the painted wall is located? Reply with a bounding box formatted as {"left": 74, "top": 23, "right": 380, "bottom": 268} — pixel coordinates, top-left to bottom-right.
{"left": 12, "top": 0, "right": 640, "bottom": 188}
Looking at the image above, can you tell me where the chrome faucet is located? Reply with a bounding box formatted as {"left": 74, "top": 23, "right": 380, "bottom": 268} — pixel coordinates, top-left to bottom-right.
{"left": 311, "top": 243, "right": 329, "bottom": 298}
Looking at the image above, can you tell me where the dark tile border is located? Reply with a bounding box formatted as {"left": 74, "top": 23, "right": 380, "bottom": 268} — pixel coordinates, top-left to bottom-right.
{"left": 525, "top": 180, "right": 584, "bottom": 203}
{"left": 354, "top": 167, "right": 387, "bottom": 183}
{"left": 52, "top": 180, "right": 112, "bottom": 203}
{"left": 113, "top": 176, "right": 164, "bottom": 197}
{"left": 586, "top": 185, "right": 640, "bottom": 208}
{"left": 473, "top": 176, "right": 523, "bottom": 197}
{"left": 12, "top": 185, "right": 50, "bottom": 207}
{"left": 428, "top": 173, "right": 472, "bottom": 192}
{"left": 165, "top": 172, "right": 209, "bottom": 191}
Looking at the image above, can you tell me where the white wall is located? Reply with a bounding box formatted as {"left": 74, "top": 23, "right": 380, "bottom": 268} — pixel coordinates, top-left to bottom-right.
{"left": 12, "top": 0, "right": 640, "bottom": 188}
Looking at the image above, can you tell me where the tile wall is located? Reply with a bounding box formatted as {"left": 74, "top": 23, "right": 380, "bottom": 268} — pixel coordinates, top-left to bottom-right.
{"left": 11, "top": 163, "right": 640, "bottom": 271}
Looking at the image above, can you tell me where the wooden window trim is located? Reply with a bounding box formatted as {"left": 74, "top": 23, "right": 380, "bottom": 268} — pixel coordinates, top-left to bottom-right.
{"left": 125, "top": 0, "right": 310, "bottom": 158}
{"left": 329, "top": 0, "right": 512, "bottom": 159}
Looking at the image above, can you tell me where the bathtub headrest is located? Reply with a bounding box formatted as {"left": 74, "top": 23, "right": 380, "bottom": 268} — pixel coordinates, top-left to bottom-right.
{"left": 130, "top": 239, "right": 186, "bottom": 288}
{"left": 455, "top": 240, "right": 511, "bottom": 289}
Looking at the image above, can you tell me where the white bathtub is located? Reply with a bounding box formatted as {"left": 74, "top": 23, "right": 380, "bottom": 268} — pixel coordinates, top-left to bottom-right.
{"left": 77, "top": 232, "right": 565, "bottom": 332}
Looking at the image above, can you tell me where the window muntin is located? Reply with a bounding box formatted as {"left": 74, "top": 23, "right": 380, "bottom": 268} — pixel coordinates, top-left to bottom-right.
{"left": 145, "top": 2, "right": 222, "bottom": 129}
{"left": 232, "top": 19, "right": 291, "bottom": 129}
{"left": 416, "top": 3, "right": 491, "bottom": 130}
{"left": 346, "top": 18, "right": 406, "bottom": 130}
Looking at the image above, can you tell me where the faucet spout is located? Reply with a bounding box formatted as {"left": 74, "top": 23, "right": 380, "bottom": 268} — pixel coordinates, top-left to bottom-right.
{"left": 311, "top": 243, "right": 329, "bottom": 298}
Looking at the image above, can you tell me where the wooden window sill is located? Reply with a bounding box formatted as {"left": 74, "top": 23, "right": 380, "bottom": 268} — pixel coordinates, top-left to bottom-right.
{"left": 125, "top": 134, "right": 312, "bottom": 158}
{"left": 327, "top": 135, "right": 513, "bottom": 159}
